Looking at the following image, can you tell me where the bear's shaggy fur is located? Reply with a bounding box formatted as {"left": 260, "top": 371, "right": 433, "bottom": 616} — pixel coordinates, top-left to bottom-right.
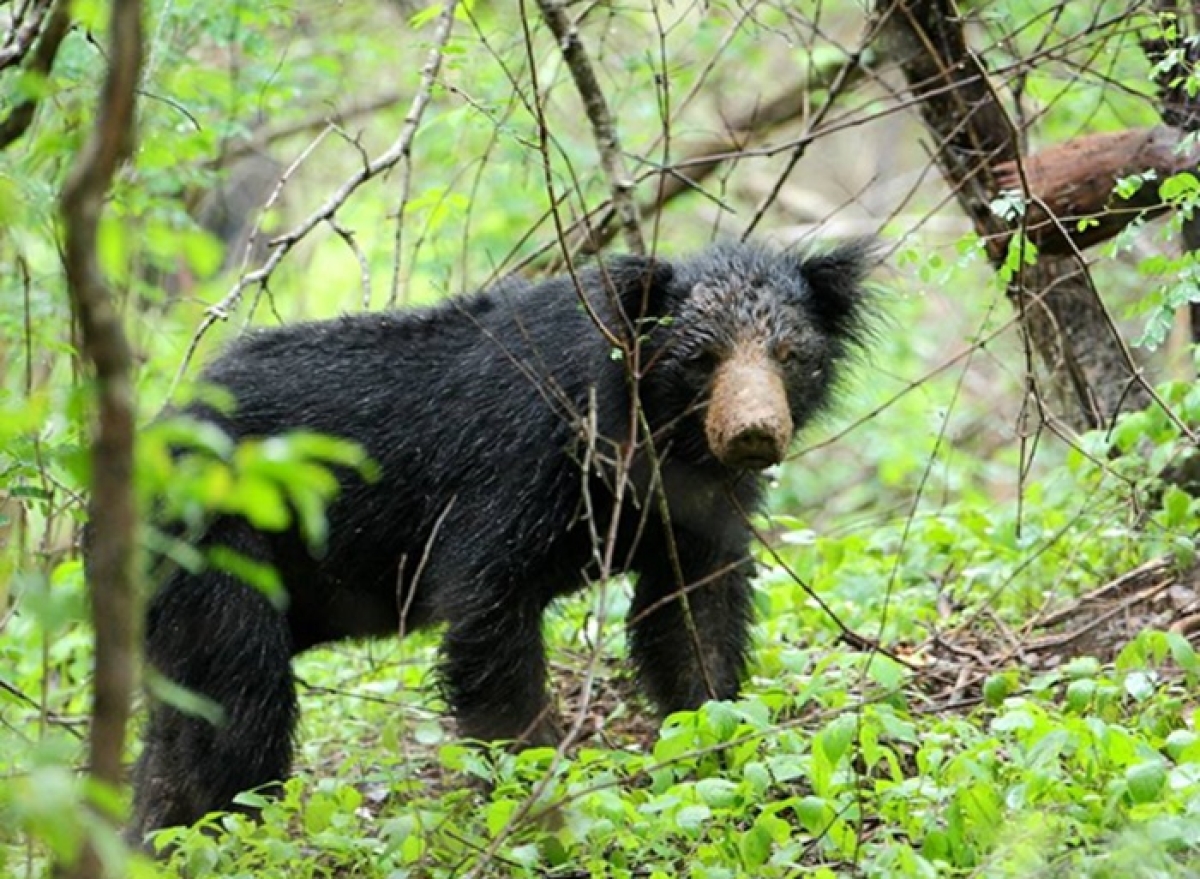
{"left": 128, "top": 240, "right": 875, "bottom": 839}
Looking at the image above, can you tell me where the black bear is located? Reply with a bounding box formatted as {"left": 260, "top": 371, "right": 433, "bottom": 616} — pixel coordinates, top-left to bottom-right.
{"left": 128, "top": 239, "right": 876, "bottom": 840}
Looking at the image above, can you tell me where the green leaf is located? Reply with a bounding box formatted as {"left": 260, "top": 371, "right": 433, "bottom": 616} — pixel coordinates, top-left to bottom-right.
{"left": 992, "top": 708, "right": 1035, "bottom": 733}
{"left": 485, "top": 798, "right": 516, "bottom": 836}
{"left": 1125, "top": 761, "right": 1167, "bottom": 804}
{"left": 233, "top": 475, "right": 291, "bottom": 531}
{"left": 1160, "top": 171, "right": 1200, "bottom": 203}
{"left": 1166, "top": 631, "right": 1200, "bottom": 676}
{"left": 1124, "top": 670, "right": 1156, "bottom": 702}
{"left": 695, "top": 778, "right": 739, "bottom": 809}
{"left": 817, "top": 715, "right": 856, "bottom": 767}
{"left": 1065, "top": 679, "right": 1096, "bottom": 712}
{"left": 738, "top": 818, "right": 775, "bottom": 868}
{"left": 409, "top": 3, "right": 445, "bottom": 27}
{"left": 983, "top": 672, "right": 1016, "bottom": 707}
{"left": 700, "top": 701, "right": 739, "bottom": 741}
{"left": 866, "top": 653, "right": 908, "bottom": 692}
{"left": 767, "top": 754, "right": 805, "bottom": 783}
{"left": 304, "top": 792, "right": 335, "bottom": 834}
{"left": 1165, "top": 729, "right": 1199, "bottom": 761}
{"left": 922, "top": 828, "right": 950, "bottom": 862}
{"left": 742, "top": 761, "right": 770, "bottom": 796}
{"left": 1063, "top": 656, "right": 1101, "bottom": 679}
{"left": 675, "top": 804, "right": 711, "bottom": 834}
{"left": 795, "top": 796, "right": 831, "bottom": 834}
{"left": 1162, "top": 485, "right": 1193, "bottom": 527}
{"left": 206, "top": 545, "right": 285, "bottom": 608}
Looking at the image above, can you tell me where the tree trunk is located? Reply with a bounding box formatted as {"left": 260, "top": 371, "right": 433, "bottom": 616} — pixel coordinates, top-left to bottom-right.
{"left": 880, "top": 0, "right": 1150, "bottom": 431}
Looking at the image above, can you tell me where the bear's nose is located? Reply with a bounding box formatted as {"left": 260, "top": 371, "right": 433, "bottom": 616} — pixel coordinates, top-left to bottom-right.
{"left": 704, "top": 351, "right": 794, "bottom": 470}
{"left": 723, "top": 425, "right": 785, "bottom": 470}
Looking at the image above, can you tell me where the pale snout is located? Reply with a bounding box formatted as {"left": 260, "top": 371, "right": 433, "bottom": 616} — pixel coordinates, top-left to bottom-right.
{"left": 704, "top": 354, "right": 794, "bottom": 470}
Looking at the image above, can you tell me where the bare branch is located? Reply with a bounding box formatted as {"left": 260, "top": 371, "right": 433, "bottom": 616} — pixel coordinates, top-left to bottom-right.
{"left": 0, "top": 0, "right": 71, "bottom": 151}
{"left": 535, "top": 0, "right": 643, "bottom": 254}
{"left": 743, "top": 41, "right": 875, "bottom": 237}
{"left": 0, "top": 0, "right": 54, "bottom": 71}
{"left": 212, "top": 91, "right": 409, "bottom": 168}
{"left": 171, "top": 0, "right": 458, "bottom": 386}
{"left": 327, "top": 216, "right": 372, "bottom": 308}
{"left": 57, "top": 0, "right": 142, "bottom": 872}
{"left": 536, "top": 50, "right": 872, "bottom": 269}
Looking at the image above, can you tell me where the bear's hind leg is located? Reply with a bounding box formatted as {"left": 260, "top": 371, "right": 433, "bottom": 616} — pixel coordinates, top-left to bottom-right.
{"left": 440, "top": 585, "right": 560, "bottom": 748}
{"left": 128, "top": 559, "right": 297, "bottom": 844}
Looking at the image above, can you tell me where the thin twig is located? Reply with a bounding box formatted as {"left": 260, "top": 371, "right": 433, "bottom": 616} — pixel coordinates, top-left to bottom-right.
{"left": 327, "top": 217, "right": 372, "bottom": 308}
{"left": 170, "top": 0, "right": 459, "bottom": 389}
{"left": 212, "top": 91, "right": 409, "bottom": 168}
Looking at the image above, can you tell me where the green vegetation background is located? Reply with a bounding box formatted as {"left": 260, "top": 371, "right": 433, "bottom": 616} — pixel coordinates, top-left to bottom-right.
{"left": 3, "top": 1, "right": 1200, "bottom": 876}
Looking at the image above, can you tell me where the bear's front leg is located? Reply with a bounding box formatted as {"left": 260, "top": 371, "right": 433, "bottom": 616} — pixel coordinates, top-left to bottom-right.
{"left": 627, "top": 527, "right": 755, "bottom": 714}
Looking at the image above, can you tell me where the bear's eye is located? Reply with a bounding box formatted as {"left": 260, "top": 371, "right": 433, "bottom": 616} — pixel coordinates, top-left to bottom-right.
{"left": 687, "top": 349, "right": 719, "bottom": 373}
{"left": 775, "top": 343, "right": 804, "bottom": 366}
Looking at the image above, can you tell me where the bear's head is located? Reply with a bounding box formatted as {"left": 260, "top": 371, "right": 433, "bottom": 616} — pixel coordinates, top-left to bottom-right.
{"left": 602, "top": 240, "right": 877, "bottom": 472}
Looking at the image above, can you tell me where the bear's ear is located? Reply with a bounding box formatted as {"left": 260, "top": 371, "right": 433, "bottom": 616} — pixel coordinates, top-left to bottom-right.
{"left": 797, "top": 238, "right": 877, "bottom": 341}
{"left": 595, "top": 253, "right": 677, "bottom": 322}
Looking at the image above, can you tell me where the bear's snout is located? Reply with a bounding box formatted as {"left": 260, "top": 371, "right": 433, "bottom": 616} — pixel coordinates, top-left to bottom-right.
{"left": 704, "top": 350, "right": 793, "bottom": 470}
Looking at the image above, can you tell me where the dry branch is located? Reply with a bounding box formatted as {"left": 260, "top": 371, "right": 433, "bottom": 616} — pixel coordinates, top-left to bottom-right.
{"left": 880, "top": 0, "right": 1151, "bottom": 430}
{"left": 535, "top": 0, "right": 643, "bottom": 255}
{"left": 170, "top": 0, "right": 458, "bottom": 387}
{"left": 1031, "top": 557, "right": 1176, "bottom": 632}
{"left": 994, "top": 126, "right": 1200, "bottom": 256}
{"left": 0, "top": 0, "right": 71, "bottom": 151}
{"left": 58, "top": 0, "right": 143, "bottom": 873}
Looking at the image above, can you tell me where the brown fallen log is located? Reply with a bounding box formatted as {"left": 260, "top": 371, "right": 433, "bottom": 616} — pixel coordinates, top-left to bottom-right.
{"left": 994, "top": 124, "right": 1200, "bottom": 254}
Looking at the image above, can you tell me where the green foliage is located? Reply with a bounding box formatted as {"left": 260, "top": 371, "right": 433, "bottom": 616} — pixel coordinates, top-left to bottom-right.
{"left": 1127, "top": 175, "right": 1200, "bottom": 351}
{"left": 104, "top": 622, "right": 1200, "bottom": 878}
{"left": 5, "top": 0, "right": 1200, "bottom": 876}
{"left": 142, "top": 413, "right": 376, "bottom": 556}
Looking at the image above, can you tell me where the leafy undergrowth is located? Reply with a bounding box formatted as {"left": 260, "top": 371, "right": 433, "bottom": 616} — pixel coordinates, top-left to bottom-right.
{"left": 6, "top": 388, "right": 1200, "bottom": 878}
{"left": 127, "top": 412, "right": 1200, "bottom": 877}
{"left": 142, "top": 622, "right": 1200, "bottom": 879}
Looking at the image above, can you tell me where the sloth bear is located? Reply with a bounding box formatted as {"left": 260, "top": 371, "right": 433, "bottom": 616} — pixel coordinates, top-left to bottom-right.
{"left": 128, "top": 240, "right": 876, "bottom": 838}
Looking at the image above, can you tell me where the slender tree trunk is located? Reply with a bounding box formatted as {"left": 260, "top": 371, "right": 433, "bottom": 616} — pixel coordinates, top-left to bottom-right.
{"left": 58, "top": 0, "right": 143, "bottom": 874}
